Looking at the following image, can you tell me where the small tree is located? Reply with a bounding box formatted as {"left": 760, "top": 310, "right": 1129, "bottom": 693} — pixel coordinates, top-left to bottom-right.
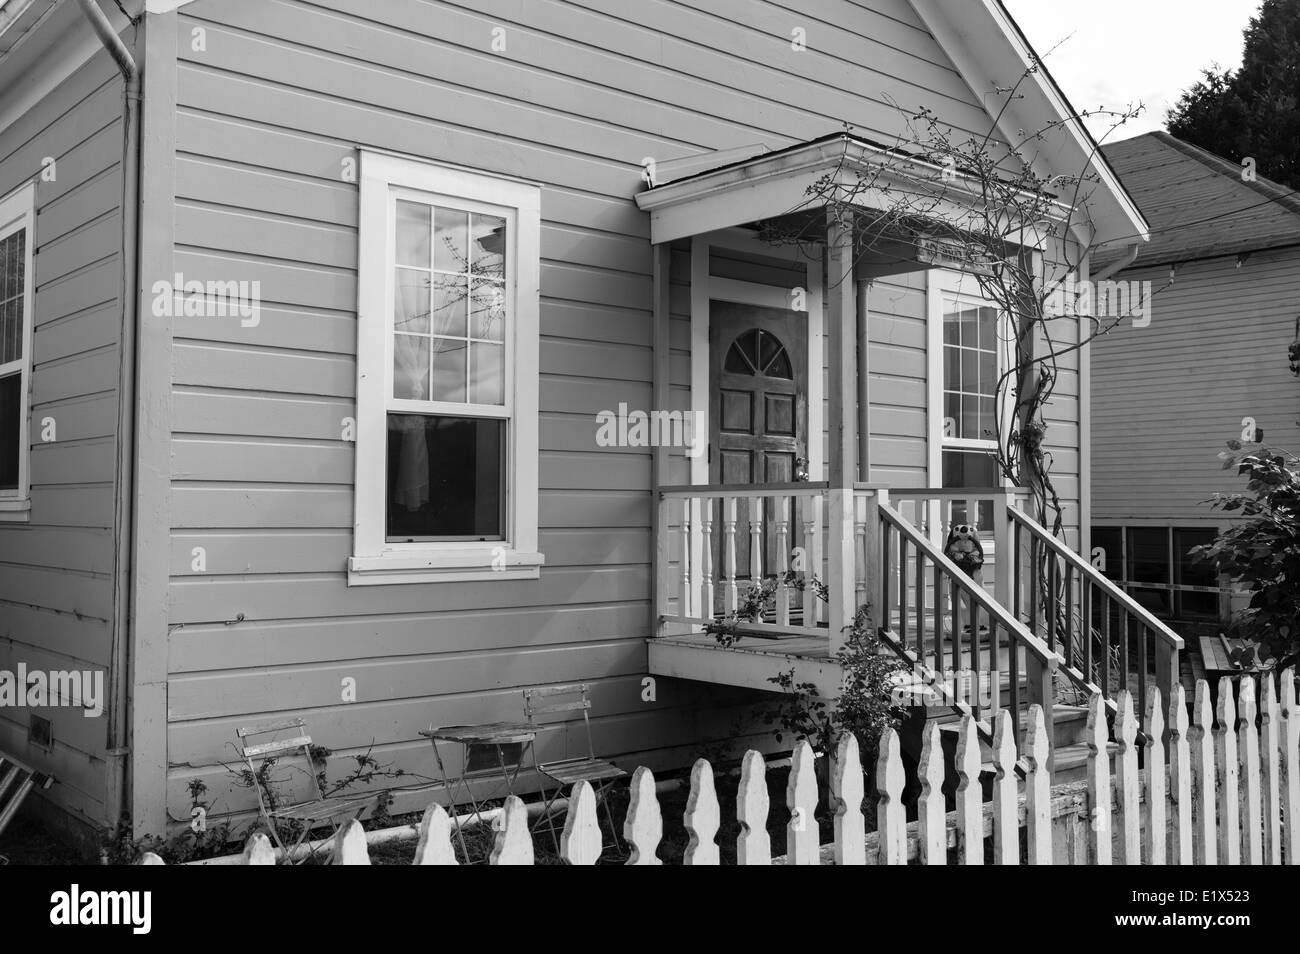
{"left": 1193, "top": 441, "right": 1300, "bottom": 669}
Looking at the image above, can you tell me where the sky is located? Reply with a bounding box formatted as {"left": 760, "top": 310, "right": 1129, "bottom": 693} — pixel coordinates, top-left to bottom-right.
{"left": 1003, "top": 0, "right": 1264, "bottom": 143}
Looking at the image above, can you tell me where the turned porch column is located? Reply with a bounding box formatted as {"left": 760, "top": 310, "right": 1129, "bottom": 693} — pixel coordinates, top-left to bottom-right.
{"left": 826, "top": 215, "right": 859, "bottom": 656}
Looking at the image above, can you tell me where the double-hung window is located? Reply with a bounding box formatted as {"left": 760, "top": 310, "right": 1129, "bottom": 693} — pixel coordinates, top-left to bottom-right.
{"left": 928, "top": 269, "right": 1011, "bottom": 531}
{"left": 0, "top": 182, "right": 35, "bottom": 520}
{"left": 351, "top": 152, "right": 542, "bottom": 584}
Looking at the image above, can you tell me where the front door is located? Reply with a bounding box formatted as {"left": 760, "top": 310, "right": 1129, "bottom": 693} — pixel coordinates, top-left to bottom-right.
{"left": 708, "top": 300, "right": 809, "bottom": 589}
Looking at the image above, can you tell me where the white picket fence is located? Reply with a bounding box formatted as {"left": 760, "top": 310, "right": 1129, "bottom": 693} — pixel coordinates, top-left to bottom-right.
{"left": 139, "top": 671, "right": 1300, "bottom": 865}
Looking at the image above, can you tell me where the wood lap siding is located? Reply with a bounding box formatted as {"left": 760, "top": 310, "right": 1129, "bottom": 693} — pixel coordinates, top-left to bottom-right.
{"left": 0, "top": 52, "right": 125, "bottom": 826}
{"left": 162, "top": 0, "right": 1000, "bottom": 822}
{"left": 867, "top": 273, "right": 928, "bottom": 487}
{"left": 1092, "top": 253, "right": 1300, "bottom": 524}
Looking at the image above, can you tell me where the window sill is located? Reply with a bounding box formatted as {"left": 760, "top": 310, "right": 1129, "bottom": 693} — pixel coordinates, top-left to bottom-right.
{"left": 347, "top": 547, "right": 544, "bottom": 586}
{"left": 0, "top": 499, "right": 31, "bottom": 522}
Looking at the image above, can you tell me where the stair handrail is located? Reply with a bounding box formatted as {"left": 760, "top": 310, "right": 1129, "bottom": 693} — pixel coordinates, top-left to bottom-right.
{"left": 879, "top": 502, "right": 1064, "bottom": 669}
{"left": 1006, "top": 507, "right": 1184, "bottom": 654}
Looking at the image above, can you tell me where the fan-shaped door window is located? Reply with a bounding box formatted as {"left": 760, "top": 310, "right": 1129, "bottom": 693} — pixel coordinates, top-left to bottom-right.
{"left": 724, "top": 328, "right": 793, "bottom": 379}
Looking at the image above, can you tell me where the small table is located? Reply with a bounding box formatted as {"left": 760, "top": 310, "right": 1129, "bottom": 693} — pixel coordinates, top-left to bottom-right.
{"left": 420, "top": 722, "right": 538, "bottom": 861}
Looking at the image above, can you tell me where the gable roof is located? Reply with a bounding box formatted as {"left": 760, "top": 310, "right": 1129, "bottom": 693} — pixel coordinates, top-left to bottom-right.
{"left": 909, "top": 0, "right": 1148, "bottom": 251}
{"left": 1101, "top": 131, "right": 1300, "bottom": 268}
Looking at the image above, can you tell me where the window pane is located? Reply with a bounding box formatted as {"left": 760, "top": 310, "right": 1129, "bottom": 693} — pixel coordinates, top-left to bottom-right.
{"left": 434, "top": 208, "right": 468, "bottom": 274}
{"left": 1127, "top": 528, "right": 1169, "bottom": 584}
{"left": 0, "top": 229, "right": 25, "bottom": 365}
{"left": 960, "top": 350, "right": 979, "bottom": 395}
{"left": 393, "top": 334, "right": 429, "bottom": 400}
{"left": 431, "top": 273, "right": 468, "bottom": 338}
{"left": 1091, "top": 527, "right": 1122, "bottom": 580}
{"left": 942, "top": 449, "right": 996, "bottom": 487}
{"left": 470, "top": 342, "right": 504, "bottom": 405}
{"left": 961, "top": 394, "right": 980, "bottom": 439}
{"left": 386, "top": 414, "right": 503, "bottom": 539}
{"left": 977, "top": 306, "right": 997, "bottom": 350}
{"left": 978, "top": 397, "right": 995, "bottom": 441}
{"left": 979, "top": 352, "right": 997, "bottom": 396}
{"left": 944, "top": 345, "right": 960, "bottom": 391}
{"left": 0, "top": 371, "right": 18, "bottom": 491}
{"left": 395, "top": 201, "right": 430, "bottom": 267}
{"left": 1174, "top": 528, "right": 1220, "bottom": 620}
{"left": 430, "top": 337, "right": 467, "bottom": 403}
{"left": 470, "top": 214, "right": 506, "bottom": 279}
{"left": 394, "top": 269, "right": 429, "bottom": 335}
{"left": 470, "top": 282, "right": 506, "bottom": 341}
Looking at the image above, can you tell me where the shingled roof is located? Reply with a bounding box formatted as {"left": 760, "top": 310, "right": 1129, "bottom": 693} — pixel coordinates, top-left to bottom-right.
{"left": 1100, "top": 131, "right": 1300, "bottom": 269}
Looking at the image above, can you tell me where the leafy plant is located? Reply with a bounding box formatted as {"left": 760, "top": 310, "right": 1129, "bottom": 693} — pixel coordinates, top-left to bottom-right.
{"left": 1192, "top": 441, "right": 1300, "bottom": 670}
{"left": 709, "top": 577, "right": 904, "bottom": 762}
{"left": 101, "top": 779, "right": 234, "bottom": 864}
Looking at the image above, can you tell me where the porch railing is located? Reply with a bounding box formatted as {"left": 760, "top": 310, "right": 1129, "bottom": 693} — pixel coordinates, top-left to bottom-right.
{"left": 866, "top": 488, "right": 1061, "bottom": 758}
{"left": 654, "top": 482, "right": 830, "bottom": 639}
{"left": 1007, "top": 506, "right": 1184, "bottom": 725}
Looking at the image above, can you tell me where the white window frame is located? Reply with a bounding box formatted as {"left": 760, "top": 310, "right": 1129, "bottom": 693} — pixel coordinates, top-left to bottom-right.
{"left": 925, "top": 269, "right": 1015, "bottom": 546}
{"left": 0, "top": 181, "right": 36, "bottom": 521}
{"left": 350, "top": 151, "right": 542, "bottom": 585}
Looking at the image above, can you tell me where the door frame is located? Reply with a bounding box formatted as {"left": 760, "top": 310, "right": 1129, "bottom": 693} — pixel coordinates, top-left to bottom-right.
{"left": 689, "top": 229, "right": 824, "bottom": 489}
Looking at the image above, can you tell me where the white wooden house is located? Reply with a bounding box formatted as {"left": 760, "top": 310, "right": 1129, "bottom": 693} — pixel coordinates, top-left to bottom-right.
{"left": 0, "top": 0, "right": 1179, "bottom": 843}
{"left": 1092, "top": 131, "right": 1300, "bottom": 628}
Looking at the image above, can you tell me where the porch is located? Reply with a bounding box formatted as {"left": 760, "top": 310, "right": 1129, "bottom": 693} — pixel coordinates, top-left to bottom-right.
{"left": 634, "top": 137, "right": 1181, "bottom": 768}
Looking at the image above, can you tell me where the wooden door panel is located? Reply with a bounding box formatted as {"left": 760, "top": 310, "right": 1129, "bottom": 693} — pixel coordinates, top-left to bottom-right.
{"left": 708, "top": 299, "right": 809, "bottom": 603}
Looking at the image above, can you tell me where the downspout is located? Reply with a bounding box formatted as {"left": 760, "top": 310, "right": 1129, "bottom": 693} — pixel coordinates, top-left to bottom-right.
{"left": 75, "top": 0, "right": 140, "bottom": 831}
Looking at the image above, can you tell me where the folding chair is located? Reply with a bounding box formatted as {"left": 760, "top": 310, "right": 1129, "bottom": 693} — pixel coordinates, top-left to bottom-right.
{"left": 236, "top": 718, "right": 379, "bottom": 863}
{"left": 523, "top": 684, "right": 627, "bottom": 857}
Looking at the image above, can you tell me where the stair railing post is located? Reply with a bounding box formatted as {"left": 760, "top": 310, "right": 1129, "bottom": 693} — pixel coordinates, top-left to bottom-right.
{"left": 992, "top": 490, "right": 1012, "bottom": 614}
{"left": 1154, "top": 638, "right": 1178, "bottom": 743}
{"left": 1026, "top": 654, "right": 1055, "bottom": 771}
{"left": 827, "top": 488, "right": 857, "bottom": 657}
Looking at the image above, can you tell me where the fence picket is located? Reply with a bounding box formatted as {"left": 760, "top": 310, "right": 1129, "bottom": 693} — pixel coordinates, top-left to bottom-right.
{"left": 157, "top": 677, "right": 1300, "bottom": 869}
{"left": 786, "top": 740, "right": 820, "bottom": 866}
{"left": 918, "top": 722, "right": 947, "bottom": 865}
{"left": 1086, "top": 692, "right": 1112, "bottom": 865}
{"left": 1025, "top": 704, "right": 1052, "bottom": 865}
{"left": 413, "top": 803, "right": 457, "bottom": 865}
{"left": 1167, "top": 685, "right": 1193, "bottom": 865}
{"left": 624, "top": 765, "right": 663, "bottom": 866}
{"left": 736, "top": 749, "right": 771, "bottom": 866}
{"left": 1144, "top": 687, "right": 1166, "bottom": 866}
{"left": 561, "top": 780, "right": 603, "bottom": 866}
{"left": 242, "top": 832, "right": 276, "bottom": 866}
{"left": 1237, "top": 676, "right": 1263, "bottom": 865}
{"left": 489, "top": 795, "right": 533, "bottom": 866}
{"left": 331, "top": 819, "right": 371, "bottom": 865}
{"left": 1190, "top": 679, "right": 1218, "bottom": 865}
{"left": 831, "top": 734, "right": 866, "bottom": 866}
{"left": 992, "top": 709, "right": 1018, "bottom": 865}
{"left": 1282, "top": 667, "right": 1300, "bottom": 865}
{"left": 1114, "top": 690, "right": 1140, "bottom": 864}
{"left": 684, "top": 759, "right": 720, "bottom": 866}
{"left": 876, "top": 728, "right": 906, "bottom": 865}
{"left": 1215, "top": 677, "right": 1241, "bottom": 865}
{"left": 954, "top": 716, "right": 983, "bottom": 865}
{"left": 1261, "top": 674, "right": 1283, "bottom": 865}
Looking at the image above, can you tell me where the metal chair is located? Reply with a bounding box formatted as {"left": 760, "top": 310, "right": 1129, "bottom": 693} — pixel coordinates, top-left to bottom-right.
{"left": 236, "top": 718, "right": 379, "bottom": 863}
{"left": 523, "top": 683, "right": 627, "bottom": 856}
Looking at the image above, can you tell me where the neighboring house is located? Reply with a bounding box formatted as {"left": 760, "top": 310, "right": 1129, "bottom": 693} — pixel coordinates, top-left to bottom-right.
{"left": 1092, "top": 131, "right": 1300, "bottom": 626}
{"left": 0, "top": 0, "right": 1162, "bottom": 843}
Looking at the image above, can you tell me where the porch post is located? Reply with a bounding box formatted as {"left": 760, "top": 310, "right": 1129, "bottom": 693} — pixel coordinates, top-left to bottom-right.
{"left": 826, "top": 215, "right": 858, "bottom": 655}
{"left": 650, "top": 242, "right": 673, "bottom": 640}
